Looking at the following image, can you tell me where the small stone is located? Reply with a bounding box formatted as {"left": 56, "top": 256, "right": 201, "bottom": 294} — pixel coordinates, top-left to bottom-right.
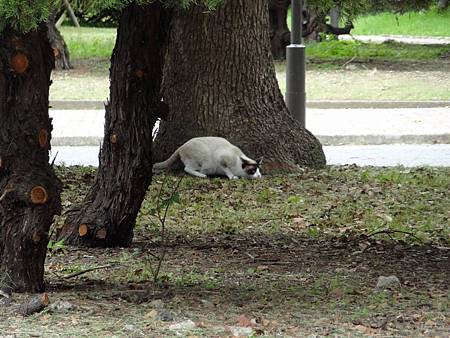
{"left": 157, "top": 310, "right": 175, "bottom": 322}
{"left": 124, "top": 324, "right": 135, "bottom": 331}
{"left": 376, "top": 275, "right": 400, "bottom": 290}
{"left": 169, "top": 319, "right": 196, "bottom": 330}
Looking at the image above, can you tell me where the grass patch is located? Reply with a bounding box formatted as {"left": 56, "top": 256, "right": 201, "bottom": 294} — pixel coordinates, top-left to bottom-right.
{"left": 133, "top": 166, "right": 450, "bottom": 246}
{"left": 60, "top": 26, "right": 116, "bottom": 59}
{"left": 306, "top": 40, "right": 450, "bottom": 61}
{"left": 352, "top": 8, "right": 450, "bottom": 37}
{"left": 59, "top": 25, "right": 449, "bottom": 62}
{"left": 55, "top": 165, "right": 450, "bottom": 246}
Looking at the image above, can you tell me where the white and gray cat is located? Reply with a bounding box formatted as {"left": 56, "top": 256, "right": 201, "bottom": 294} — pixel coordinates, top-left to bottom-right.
{"left": 153, "top": 137, "right": 262, "bottom": 179}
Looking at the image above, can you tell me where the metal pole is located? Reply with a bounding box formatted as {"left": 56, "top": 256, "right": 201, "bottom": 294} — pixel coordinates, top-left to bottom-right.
{"left": 285, "top": 0, "right": 306, "bottom": 128}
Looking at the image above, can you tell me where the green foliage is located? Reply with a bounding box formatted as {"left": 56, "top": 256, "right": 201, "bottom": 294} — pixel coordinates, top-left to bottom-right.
{"left": 47, "top": 238, "right": 67, "bottom": 254}
{"left": 0, "top": 0, "right": 53, "bottom": 32}
{"left": 68, "top": 0, "right": 222, "bottom": 27}
{"left": 0, "top": 0, "right": 223, "bottom": 33}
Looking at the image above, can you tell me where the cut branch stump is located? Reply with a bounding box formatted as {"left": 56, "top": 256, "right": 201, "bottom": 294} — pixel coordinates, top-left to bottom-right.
{"left": 18, "top": 293, "right": 49, "bottom": 316}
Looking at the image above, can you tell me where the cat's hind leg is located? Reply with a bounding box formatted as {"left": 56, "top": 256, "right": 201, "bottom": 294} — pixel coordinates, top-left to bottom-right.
{"left": 184, "top": 166, "right": 207, "bottom": 178}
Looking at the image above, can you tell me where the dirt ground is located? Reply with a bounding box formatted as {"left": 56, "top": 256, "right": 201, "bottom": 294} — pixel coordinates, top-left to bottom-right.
{"left": 0, "top": 166, "right": 448, "bottom": 337}
{"left": 49, "top": 58, "right": 450, "bottom": 102}
{"left": 1, "top": 235, "right": 448, "bottom": 337}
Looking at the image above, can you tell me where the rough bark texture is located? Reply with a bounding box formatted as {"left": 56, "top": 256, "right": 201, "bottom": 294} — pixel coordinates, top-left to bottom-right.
{"left": 154, "top": 0, "right": 325, "bottom": 172}
{"left": 0, "top": 25, "right": 62, "bottom": 293}
{"left": 269, "top": 0, "right": 291, "bottom": 60}
{"left": 46, "top": 10, "right": 73, "bottom": 70}
{"left": 58, "top": 4, "right": 165, "bottom": 247}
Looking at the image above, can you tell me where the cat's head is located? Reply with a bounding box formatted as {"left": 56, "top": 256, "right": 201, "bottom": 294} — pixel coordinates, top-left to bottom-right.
{"left": 241, "top": 157, "right": 263, "bottom": 179}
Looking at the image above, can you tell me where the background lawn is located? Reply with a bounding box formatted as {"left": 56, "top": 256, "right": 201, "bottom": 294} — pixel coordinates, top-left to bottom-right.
{"left": 55, "top": 12, "right": 450, "bottom": 102}
{"left": 287, "top": 7, "right": 450, "bottom": 37}
{"left": 352, "top": 8, "right": 450, "bottom": 37}
{"left": 61, "top": 26, "right": 116, "bottom": 59}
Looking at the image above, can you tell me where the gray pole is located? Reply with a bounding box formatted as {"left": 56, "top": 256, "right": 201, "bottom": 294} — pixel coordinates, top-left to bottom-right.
{"left": 285, "top": 0, "right": 306, "bottom": 127}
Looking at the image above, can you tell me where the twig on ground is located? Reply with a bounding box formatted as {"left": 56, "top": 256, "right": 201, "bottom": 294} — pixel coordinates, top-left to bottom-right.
{"left": 61, "top": 264, "right": 115, "bottom": 279}
{"left": 342, "top": 56, "right": 357, "bottom": 69}
{"left": 367, "top": 229, "right": 421, "bottom": 242}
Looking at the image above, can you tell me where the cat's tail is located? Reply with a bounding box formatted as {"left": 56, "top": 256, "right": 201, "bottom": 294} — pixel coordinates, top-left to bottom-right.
{"left": 153, "top": 149, "right": 180, "bottom": 172}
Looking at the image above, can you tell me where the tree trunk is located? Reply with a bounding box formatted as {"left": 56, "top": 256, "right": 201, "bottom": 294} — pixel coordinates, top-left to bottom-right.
{"left": 438, "top": 0, "right": 448, "bottom": 10}
{"left": 57, "top": 4, "right": 165, "bottom": 247}
{"left": 47, "top": 10, "right": 73, "bottom": 70}
{"left": 303, "top": 7, "right": 327, "bottom": 41}
{"left": 154, "top": 0, "right": 325, "bottom": 172}
{"left": 269, "top": 0, "right": 291, "bottom": 60}
{"left": 0, "top": 25, "right": 62, "bottom": 293}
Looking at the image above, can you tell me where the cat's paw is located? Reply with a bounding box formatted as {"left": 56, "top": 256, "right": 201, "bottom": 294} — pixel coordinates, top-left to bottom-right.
{"left": 231, "top": 175, "right": 239, "bottom": 180}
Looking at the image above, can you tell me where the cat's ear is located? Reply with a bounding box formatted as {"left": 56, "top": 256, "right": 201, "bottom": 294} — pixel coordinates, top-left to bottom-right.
{"left": 256, "top": 157, "right": 263, "bottom": 166}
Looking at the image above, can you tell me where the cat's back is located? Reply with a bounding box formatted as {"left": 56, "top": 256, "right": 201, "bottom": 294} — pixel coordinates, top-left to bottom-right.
{"left": 183, "top": 137, "right": 232, "bottom": 150}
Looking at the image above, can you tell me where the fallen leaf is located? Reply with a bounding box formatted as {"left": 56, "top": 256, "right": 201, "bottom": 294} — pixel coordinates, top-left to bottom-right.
{"left": 256, "top": 265, "right": 268, "bottom": 271}
{"left": 330, "top": 288, "right": 343, "bottom": 298}
{"left": 144, "top": 309, "right": 158, "bottom": 319}
{"left": 292, "top": 217, "right": 308, "bottom": 229}
{"left": 237, "top": 314, "right": 254, "bottom": 327}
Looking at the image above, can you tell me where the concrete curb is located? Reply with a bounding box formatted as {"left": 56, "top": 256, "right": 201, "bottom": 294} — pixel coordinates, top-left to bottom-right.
{"left": 318, "top": 134, "right": 450, "bottom": 146}
{"left": 49, "top": 100, "right": 450, "bottom": 110}
{"left": 52, "top": 137, "right": 103, "bottom": 147}
{"left": 307, "top": 100, "right": 450, "bottom": 109}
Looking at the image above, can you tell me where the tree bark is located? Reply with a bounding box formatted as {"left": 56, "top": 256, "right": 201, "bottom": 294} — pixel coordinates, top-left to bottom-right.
{"left": 47, "top": 10, "right": 73, "bottom": 70}
{"left": 154, "top": 0, "right": 325, "bottom": 172}
{"left": 0, "top": 25, "right": 62, "bottom": 293}
{"left": 269, "top": 0, "right": 291, "bottom": 60}
{"left": 58, "top": 4, "right": 166, "bottom": 247}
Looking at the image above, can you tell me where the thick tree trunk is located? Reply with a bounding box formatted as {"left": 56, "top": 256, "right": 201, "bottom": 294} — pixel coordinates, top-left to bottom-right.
{"left": 47, "top": 10, "right": 73, "bottom": 70}
{"left": 0, "top": 25, "right": 62, "bottom": 293}
{"left": 57, "top": 4, "right": 165, "bottom": 247}
{"left": 154, "top": 0, "right": 325, "bottom": 172}
{"left": 269, "top": 0, "right": 291, "bottom": 60}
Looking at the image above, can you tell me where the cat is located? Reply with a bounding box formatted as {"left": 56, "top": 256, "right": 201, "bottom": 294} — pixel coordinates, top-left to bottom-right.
{"left": 153, "top": 137, "right": 262, "bottom": 179}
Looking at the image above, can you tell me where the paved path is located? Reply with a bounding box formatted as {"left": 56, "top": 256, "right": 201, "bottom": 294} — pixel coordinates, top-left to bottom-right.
{"left": 49, "top": 106, "right": 450, "bottom": 146}
{"left": 51, "top": 144, "right": 450, "bottom": 168}
{"left": 49, "top": 105, "right": 450, "bottom": 167}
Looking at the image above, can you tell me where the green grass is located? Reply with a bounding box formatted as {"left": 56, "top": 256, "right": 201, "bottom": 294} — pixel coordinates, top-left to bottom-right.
{"left": 55, "top": 165, "right": 450, "bottom": 246}
{"left": 129, "top": 166, "right": 450, "bottom": 246}
{"left": 59, "top": 24, "right": 450, "bottom": 62}
{"left": 288, "top": 7, "right": 450, "bottom": 37}
{"left": 352, "top": 8, "right": 450, "bottom": 37}
{"left": 60, "top": 26, "right": 116, "bottom": 59}
{"left": 306, "top": 40, "right": 450, "bottom": 61}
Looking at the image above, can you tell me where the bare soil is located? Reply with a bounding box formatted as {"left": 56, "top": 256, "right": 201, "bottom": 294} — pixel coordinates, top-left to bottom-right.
{"left": 50, "top": 58, "right": 450, "bottom": 102}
